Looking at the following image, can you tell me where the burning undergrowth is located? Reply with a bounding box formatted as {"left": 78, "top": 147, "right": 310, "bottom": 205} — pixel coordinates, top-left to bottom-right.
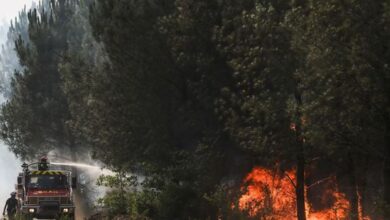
{"left": 237, "top": 166, "right": 371, "bottom": 220}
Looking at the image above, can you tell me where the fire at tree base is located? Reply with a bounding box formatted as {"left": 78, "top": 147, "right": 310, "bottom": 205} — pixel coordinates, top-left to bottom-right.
{"left": 237, "top": 167, "right": 372, "bottom": 220}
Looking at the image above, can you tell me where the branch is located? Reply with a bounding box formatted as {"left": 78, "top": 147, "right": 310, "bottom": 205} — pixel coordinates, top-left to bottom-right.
{"left": 285, "top": 172, "right": 297, "bottom": 189}
{"left": 307, "top": 176, "right": 334, "bottom": 189}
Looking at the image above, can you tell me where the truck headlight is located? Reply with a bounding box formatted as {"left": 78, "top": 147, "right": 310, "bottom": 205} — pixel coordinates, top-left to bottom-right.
{"left": 28, "top": 208, "right": 35, "bottom": 213}
{"left": 62, "top": 208, "right": 69, "bottom": 213}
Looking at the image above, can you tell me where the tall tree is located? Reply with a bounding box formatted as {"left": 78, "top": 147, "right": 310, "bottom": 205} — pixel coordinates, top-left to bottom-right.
{"left": 290, "top": 0, "right": 390, "bottom": 218}
{"left": 0, "top": 0, "right": 77, "bottom": 159}
{"left": 215, "top": 1, "right": 309, "bottom": 219}
{"left": 87, "top": 0, "right": 242, "bottom": 218}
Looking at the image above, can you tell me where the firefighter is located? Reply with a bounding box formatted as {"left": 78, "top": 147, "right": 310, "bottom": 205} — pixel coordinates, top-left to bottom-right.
{"left": 2, "top": 192, "right": 18, "bottom": 220}
{"left": 38, "top": 156, "right": 49, "bottom": 171}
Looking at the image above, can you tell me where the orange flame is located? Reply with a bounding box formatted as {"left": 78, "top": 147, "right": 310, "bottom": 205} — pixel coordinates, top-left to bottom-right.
{"left": 238, "top": 167, "right": 371, "bottom": 220}
{"left": 238, "top": 168, "right": 296, "bottom": 219}
{"left": 306, "top": 190, "right": 349, "bottom": 220}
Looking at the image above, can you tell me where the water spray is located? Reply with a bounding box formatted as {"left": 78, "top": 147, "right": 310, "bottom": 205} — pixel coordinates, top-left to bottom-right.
{"left": 50, "top": 162, "right": 114, "bottom": 175}
{"left": 50, "top": 161, "right": 115, "bottom": 219}
{"left": 51, "top": 162, "right": 101, "bottom": 169}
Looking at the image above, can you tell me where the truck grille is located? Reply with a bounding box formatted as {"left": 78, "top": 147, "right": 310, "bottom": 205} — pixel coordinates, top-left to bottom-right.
{"left": 40, "top": 197, "right": 60, "bottom": 201}
{"left": 27, "top": 197, "right": 71, "bottom": 204}
{"left": 39, "top": 202, "right": 60, "bottom": 212}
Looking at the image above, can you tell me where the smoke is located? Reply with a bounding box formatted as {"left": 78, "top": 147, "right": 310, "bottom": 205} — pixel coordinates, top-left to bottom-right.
{"left": 0, "top": 1, "right": 34, "bottom": 23}
{"left": 0, "top": 23, "right": 21, "bottom": 213}
{"left": 0, "top": 0, "right": 34, "bottom": 211}
{"left": 0, "top": 140, "right": 21, "bottom": 211}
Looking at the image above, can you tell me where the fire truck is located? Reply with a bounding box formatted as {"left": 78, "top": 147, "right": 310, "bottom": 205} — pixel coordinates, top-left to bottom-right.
{"left": 15, "top": 157, "right": 76, "bottom": 220}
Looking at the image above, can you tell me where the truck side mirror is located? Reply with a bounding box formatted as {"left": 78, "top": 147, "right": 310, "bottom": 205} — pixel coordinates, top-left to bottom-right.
{"left": 72, "top": 177, "right": 77, "bottom": 189}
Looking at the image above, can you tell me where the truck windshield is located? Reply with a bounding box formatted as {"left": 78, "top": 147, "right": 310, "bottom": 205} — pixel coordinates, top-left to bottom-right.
{"left": 27, "top": 175, "right": 69, "bottom": 189}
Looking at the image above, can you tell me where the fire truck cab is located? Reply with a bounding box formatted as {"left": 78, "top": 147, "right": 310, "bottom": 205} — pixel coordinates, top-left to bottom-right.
{"left": 16, "top": 158, "right": 76, "bottom": 220}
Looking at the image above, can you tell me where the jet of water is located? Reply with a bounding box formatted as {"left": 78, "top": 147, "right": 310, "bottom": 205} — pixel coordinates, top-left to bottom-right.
{"left": 50, "top": 162, "right": 114, "bottom": 175}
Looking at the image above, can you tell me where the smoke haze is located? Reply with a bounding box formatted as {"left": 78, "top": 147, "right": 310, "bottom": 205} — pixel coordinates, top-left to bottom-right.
{"left": 0, "top": 138, "right": 21, "bottom": 211}
{"left": 0, "top": 0, "right": 34, "bottom": 209}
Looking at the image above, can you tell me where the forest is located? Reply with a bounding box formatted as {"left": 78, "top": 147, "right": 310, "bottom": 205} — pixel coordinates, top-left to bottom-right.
{"left": 0, "top": 0, "right": 389, "bottom": 219}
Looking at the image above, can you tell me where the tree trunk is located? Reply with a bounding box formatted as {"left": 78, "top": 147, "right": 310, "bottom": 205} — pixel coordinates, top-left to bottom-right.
{"left": 295, "top": 91, "right": 306, "bottom": 220}
{"left": 384, "top": 124, "right": 390, "bottom": 218}
{"left": 348, "top": 153, "right": 359, "bottom": 220}
{"left": 296, "top": 148, "right": 306, "bottom": 220}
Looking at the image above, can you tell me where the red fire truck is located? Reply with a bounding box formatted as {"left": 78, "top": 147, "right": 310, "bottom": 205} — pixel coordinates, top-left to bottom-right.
{"left": 16, "top": 157, "right": 76, "bottom": 220}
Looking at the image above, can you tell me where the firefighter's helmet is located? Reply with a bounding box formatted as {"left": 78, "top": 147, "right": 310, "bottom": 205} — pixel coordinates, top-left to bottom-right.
{"left": 10, "top": 192, "right": 16, "bottom": 197}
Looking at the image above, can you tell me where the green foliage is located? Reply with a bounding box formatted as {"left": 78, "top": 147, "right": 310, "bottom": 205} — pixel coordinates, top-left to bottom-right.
{"left": 97, "top": 173, "right": 138, "bottom": 189}
{"left": 96, "top": 173, "right": 147, "bottom": 219}
{"left": 215, "top": 1, "right": 297, "bottom": 158}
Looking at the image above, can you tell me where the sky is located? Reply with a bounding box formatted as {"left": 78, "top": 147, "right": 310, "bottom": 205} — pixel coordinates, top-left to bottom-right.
{"left": 0, "top": 0, "right": 34, "bottom": 210}
{"left": 0, "top": 0, "right": 33, "bottom": 24}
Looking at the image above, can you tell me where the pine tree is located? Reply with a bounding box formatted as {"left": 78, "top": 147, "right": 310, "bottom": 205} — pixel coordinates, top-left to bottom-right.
{"left": 215, "top": 1, "right": 309, "bottom": 219}
{"left": 0, "top": 0, "right": 78, "bottom": 159}
{"left": 290, "top": 0, "right": 390, "bottom": 218}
